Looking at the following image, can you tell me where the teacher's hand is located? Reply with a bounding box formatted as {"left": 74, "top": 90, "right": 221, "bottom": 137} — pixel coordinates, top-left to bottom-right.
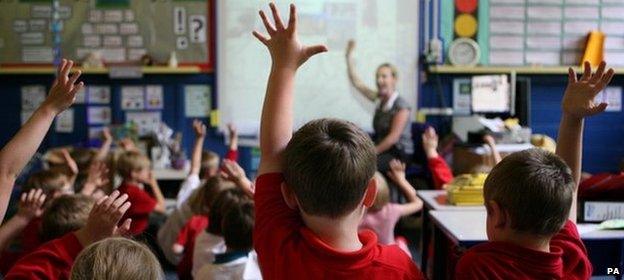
{"left": 346, "top": 39, "right": 355, "bottom": 57}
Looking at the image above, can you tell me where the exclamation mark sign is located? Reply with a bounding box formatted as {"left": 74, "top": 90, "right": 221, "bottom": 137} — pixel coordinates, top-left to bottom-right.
{"left": 174, "top": 7, "right": 186, "bottom": 35}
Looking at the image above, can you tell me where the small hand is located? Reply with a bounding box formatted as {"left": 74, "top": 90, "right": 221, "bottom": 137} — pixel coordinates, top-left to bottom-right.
{"left": 386, "top": 159, "right": 407, "bottom": 184}
{"left": 61, "top": 148, "right": 79, "bottom": 175}
{"left": 16, "top": 189, "right": 46, "bottom": 220}
{"left": 220, "top": 159, "right": 246, "bottom": 183}
{"left": 193, "top": 119, "right": 207, "bottom": 138}
{"left": 43, "top": 59, "right": 83, "bottom": 115}
{"left": 422, "top": 127, "right": 439, "bottom": 158}
{"left": 253, "top": 3, "right": 328, "bottom": 70}
{"left": 85, "top": 161, "right": 110, "bottom": 189}
{"left": 227, "top": 123, "right": 237, "bottom": 139}
{"left": 563, "top": 61, "right": 614, "bottom": 119}
{"left": 76, "top": 191, "right": 132, "bottom": 246}
{"left": 102, "top": 127, "right": 113, "bottom": 143}
{"left": 483, "top": 134, "right": 496, "bottom": 146}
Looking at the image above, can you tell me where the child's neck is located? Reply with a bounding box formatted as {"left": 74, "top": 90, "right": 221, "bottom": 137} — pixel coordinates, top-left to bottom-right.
{"left": 302, "top": 209, "right": 363, "bottom": 252}
{"left": 124, "top": 178, "right": 143, "bottom": 187}
{"left": 496, "top": 231, "right": 551, "bottom": 253}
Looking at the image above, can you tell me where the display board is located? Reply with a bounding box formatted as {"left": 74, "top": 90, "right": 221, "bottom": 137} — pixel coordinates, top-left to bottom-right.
{"left": 441, "top": 0, "right": 624, "bottom": 66}
{"left": 217, "top": 0, "right": 419, "bottom": 137}
{"left": 0, "top": 0, "right": 212, "bottom": 69}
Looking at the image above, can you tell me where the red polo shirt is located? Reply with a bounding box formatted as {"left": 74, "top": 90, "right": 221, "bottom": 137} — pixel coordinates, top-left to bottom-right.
{"left": 253, "top": 173, "right": 423, "bottom": 280}
{"left": 5, "top": 232, "right": 83, "bottom": 280}
{"left": 455, "top": 221, "right": 592, "bottom": 279}
{"left": 117, "top": 182, "right": 157, "bottom": 235}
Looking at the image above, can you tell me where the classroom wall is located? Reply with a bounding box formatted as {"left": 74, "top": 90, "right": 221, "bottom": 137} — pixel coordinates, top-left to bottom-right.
{"left": 420, "top": 74, "right": 624, "bottom": 174}
{"left": 0, "top": 73, "right": 252, "bottom": 176}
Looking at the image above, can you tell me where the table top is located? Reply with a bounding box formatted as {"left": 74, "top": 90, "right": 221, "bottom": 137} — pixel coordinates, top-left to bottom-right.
{"left": 418, "top": 190, "right": 485, "bottom": 211}
{"left": 152, "top": 168, "right": 189, "bottom": 180}
{"left": 429, "top": 210, "right": 624, "bottom": 246}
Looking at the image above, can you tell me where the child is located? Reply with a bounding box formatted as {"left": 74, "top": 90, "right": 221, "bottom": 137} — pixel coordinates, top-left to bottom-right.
{"left": 0, "top": 59, "right": 82, "bottom": 222}
{"left": 360, "top": 160, "right": 423, "bottom": 256}
{"left": 5, "top": 191, "right": 132, "bottom": 279}
{"left": 39, "top": 194, "right": 95, "bottom": 242}
{"left": 116, "top": 150, "right": 166, "bottom": 235}
{"left": 455, "top": 61, "right": 614, "bottom": 279}
{"left": 176, "top": 121, "right": 239, "bottom": 208}
{"left": 0, "top": 189, "right": 46, "bottom": 253}
{"left": 421, "top": 127, "right": 454, "bottom": 189}
{"left": 252, "top": 3, "right": 422, "bottom": 279}
{"left": 192, "top": 187, "right": 251, "bottom": 278}
{"left": 196, "top": 201, "right": 261, "bottom": 280}
{"left": 70, "top": 237, "right": 163, "bottom": 280}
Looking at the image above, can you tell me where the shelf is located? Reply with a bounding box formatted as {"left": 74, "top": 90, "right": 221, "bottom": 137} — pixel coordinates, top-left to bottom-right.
{"left": 0, "top": 66, "right": 208, "bottom": 75}
{"left": 428, "top": 65, "right": 590, "bottom": 75}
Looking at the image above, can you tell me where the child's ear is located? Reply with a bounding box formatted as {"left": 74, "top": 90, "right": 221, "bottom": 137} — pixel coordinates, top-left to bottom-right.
{"left": 487, "top": 200, "right": 507, "bottom": 229}
{"left": 362, "top": 178, "right": 377, "bottom": 207}
{"left": 280, "top": 182, "right": 299, "bottom": 210}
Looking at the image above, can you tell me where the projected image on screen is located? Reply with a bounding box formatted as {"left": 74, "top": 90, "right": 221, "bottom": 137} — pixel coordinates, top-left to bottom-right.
{"left": 217, "top": 0, "right": 418, "bottom": 141}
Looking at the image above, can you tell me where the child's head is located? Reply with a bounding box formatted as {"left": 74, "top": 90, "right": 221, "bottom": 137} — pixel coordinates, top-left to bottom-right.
{"left": 40, "top": 194, "right": 94, "bottom": 242}
{"left": 207, "top": 188, "right": 250, "bottom": 235}
{"left": 188, "top": 176, "right": 235, "bottom": 215}
{"left": 369, "top": 172, "right": 390, "bottom": 212}
{"left": 24, "top": 170, "right": 72, "bottom": 200}
{"left": 222, "top": 201, "right": 254, "bottom": 252}
{"left": 483, "top": 149, "right": 575, "bottom": 241}
{"left": 200, "top": 150, "right": 220, "bottom": 178}
{"left": 116, "top": 151, "right": 151, "bottom": 182}
{"left": 283, "top": 118, "right": 377, "bottom": 219}
{"left": 71, "top": 237, "right": 163, "bottom": 280}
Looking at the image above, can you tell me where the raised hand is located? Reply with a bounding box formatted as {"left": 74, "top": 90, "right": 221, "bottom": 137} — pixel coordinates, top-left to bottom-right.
{"left": 346, "top": 39, "right": 356, "bottom": 57}
{"left": 422, "top": 127, "right": 440, "bottom": 158}
{"left": 227, "top": 123, "right": 237, "bottom": 139}
{"left": 563, "top": 61, "right": 614, "bottom": 119}
{"left": 16, "top": 189, "right": 46, "bottom": 220}
{"left": 75, "top": 191, "right": 131, "bottom": 246}
{"left": 387, "top": 159, "right": 407, "bottom": 184}
{"left": 483, "top": 134, "right": 496, "bottom": 146}
{"left": 83, "top": 161, "right": 110, "bottom": 195}
{"left": 61, "top": 148, "right": 79, "bottom": 176}
{"left": 253, "top": 3, "right": 327, "bottom": 70}
{"left": 43, "top": 59, "right": 83, "bottom": 115}
{"left": 193, "top": 119, "right": 207, "bottom": 138}
{"left": 221, "top": 159, "right": 246, "bottom": 183}
{"left": 102, "top": 127, "right": 113, "bottom": 143}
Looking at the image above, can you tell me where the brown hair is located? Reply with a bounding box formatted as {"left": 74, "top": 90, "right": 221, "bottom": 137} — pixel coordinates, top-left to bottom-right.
{"left": 283, "top": 118, "right": 377, "bottom": 218}
{"left": 484, "top": 149, "right": 575, "bottom": 236}
{"left": 207, "top": 188, "right": 250, "bottom": 235}
{"left": 377, "top": 63, "right": 398, "bottom": 79}
{"left": 71, "top": 237, "right": 163, "bottom": 280}
{"left": 200, "top": 150, "right": 220, "bottom": 178}
{"left": 40, "top": 195, "right": 94, "bottom": 242}
{"left": 24, "top": 170, "right": 70, "bottom": 199}
{"left": 188, "top": 176, "right": 235, "bottom": 215}
{"left": 116, "top": 151, "right": 150, "bottom": 178}
{"left": 222, "top": 201, "right": 254, "bottom": 251}
{"left": 369, "top": 172, "right": 390, "bottom": 212}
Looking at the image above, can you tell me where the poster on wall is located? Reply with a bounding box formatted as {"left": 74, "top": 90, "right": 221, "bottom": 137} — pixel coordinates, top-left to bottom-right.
{"left": 184, "top": 85, "right": 211, "bottom": 117}
{"left": 145, "top": 85, "right": 164, "bottom": 109}
{"left": 596, "top": 86, "right": 622, "bottom": 112}
{"left": 126, "top": 111, "right": 161, "bottom": 136}
{"left": 87, "top": 106, "right": 112, "bottom": 124}
{"left": 88, "top": 86, "right": 111, "bottom": 104}
{"left": 55, "top": 109, "right": 74, "bottom": 133}
{"left": 21, "top": 85, "right": 46, "bottom": 110}
{"left": 121, "top": 86, "right": 145, "bottom": 110}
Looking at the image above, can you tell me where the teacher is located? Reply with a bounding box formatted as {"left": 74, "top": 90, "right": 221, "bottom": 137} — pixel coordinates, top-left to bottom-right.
{"left": 345, "top": 40, "right": 413, "bottom": 171}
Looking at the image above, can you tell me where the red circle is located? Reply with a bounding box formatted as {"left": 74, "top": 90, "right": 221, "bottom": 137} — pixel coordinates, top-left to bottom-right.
{"left": 456, "top": 0, "right": 477, "bottom": 13}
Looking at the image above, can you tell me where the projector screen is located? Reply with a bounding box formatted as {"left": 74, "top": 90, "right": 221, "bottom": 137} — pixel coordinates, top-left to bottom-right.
{"left": 217, "top": 0, "right": 419, "bottom": 142}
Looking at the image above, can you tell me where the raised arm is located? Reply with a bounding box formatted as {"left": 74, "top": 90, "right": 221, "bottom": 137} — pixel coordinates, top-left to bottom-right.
{"left": 221, "top": 159, "right": 254, "bottom": 198}
{"left": 483, "top": 134, "right": 502, "bottom": 165}
{"left": 94, "top": 127, "right": 113, "bottom": 162}
{"left": 557, "top": 61, "right": 613, "bottom": 223}
{"left": 0, "top": 189, "right": 45, "bottom": 252}
{"left": 345, "top": 40, "right": 377, "bottom": 101}
{"left": 375, "top": 109, "right": 410, "bottom": 154}
{"left": 386, "top": 159, "right": 423, "bottom": 216}
{"left": 253, "top": 3, "right": 327, "bottom": 175}
{"left": 422, "top": 127, "right": 453, "bottom": 188}
{"left": 145, "top": 172, "right": 166, "bottom": 214}
{"left": 0, "top": 59, "right": 82, "bottom": 221}
{"left": 189, "top": 119, "right": 206, "bottom": 176}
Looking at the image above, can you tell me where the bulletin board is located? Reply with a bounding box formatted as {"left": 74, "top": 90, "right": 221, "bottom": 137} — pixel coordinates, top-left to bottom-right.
{"left": 441, "top": 0, "right": 624, "bottom": 66}
{"left": 0, "top": 0, "right": 213, "bottom": 70}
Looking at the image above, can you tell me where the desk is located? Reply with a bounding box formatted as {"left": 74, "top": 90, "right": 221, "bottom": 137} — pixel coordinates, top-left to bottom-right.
{"left": 429, "top": 210, "right": 624, "bottom": 279}
{"left": 417, "top": 190, "right": 484, "bottom": 275}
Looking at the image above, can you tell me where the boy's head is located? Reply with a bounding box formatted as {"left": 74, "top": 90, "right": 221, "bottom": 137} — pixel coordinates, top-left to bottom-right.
{"left": 24, "top": 170, "right": 72, "bottom": 201}
{"left": 188, "top": 176, "right": 235, "bottom": 215}
{"left": 200, "top": 150, "right": 220, "bottom": 178}
{"left": 370, "top": 172, "right": 390, "bottom": 212}
{"left": 222, "top": 201, "right": 254, "bottom": 252}
{"left": 40, "top": 194, "right": 94, "bottom": 242}
{"left": 283, "top": 118, "right": 377, "bottom": 218}
{"left": 483, "top": 149, "right": 575, "bottom": 240}
{"left": 116, "top": 151, "right": 151, "bottom": 182}
{"left": 71, "top": 237, "right": 163, "bottom": 280}
{"left": 207, "top": 188, "right": 250, "bottom": 235}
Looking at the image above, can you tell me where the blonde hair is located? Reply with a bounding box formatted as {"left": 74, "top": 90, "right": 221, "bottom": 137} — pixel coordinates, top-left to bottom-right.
{"left": 116, "top": 151, "right": 151, "bottom": 178}
{"left": 200, "top": 150, "right": 220, "bottom": 178}
{"left": 71, "top": 238, "right": 163, "bottom": 280}
{"left": 188, "top": 176, "right": 235, "bottom": 215}
{"left": 24, "top": 170, "right": 70, "bottom": 198}
{"left": 41, "top": 195, "right": 94, "bottom": 242}
{"left": 377, "top": 63, "right": 398, "bottom": 79}
{"left": 369, "top": 172, "right": 390, "bottom": 212}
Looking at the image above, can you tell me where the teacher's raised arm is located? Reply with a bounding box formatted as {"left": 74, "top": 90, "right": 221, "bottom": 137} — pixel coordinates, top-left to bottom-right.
{"left": 345, "top": 40, "right": 377, "bottom": 101}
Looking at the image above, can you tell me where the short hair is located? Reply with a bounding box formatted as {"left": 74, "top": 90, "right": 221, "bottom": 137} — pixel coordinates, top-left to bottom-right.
{"left": 188, "top": 176, "right": 235, "bottom": 215}
{"left": 370, "top": 172, "right": 390, "bottom": 212}
{"left": 40, "top": 195, "right": 94, "bottom": 242}
{"left": 200, "top": 150, "right": 220, "bottom": 178}
{"left": 283, "top": 118, "right": 377, "bottom": 218}
{"left": 24, "top": 170, "right": 70, "bottom": 198}
{"left": 484, "top": 149, "right": 575, "bottom": 236}
{"left": 207, "top": 188, "right": 250, "bottom": 235}
{"left": 71, "top": 237, "right": 163, "bottom": 280}
{"left": 116, "top": 151, "right": 151, "bottom": 178}
{"left": 377, "top": 63, "right": 398, "bottom": 79}
{"left": 222, "top": 201, "right": 254, "bottom": 251}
